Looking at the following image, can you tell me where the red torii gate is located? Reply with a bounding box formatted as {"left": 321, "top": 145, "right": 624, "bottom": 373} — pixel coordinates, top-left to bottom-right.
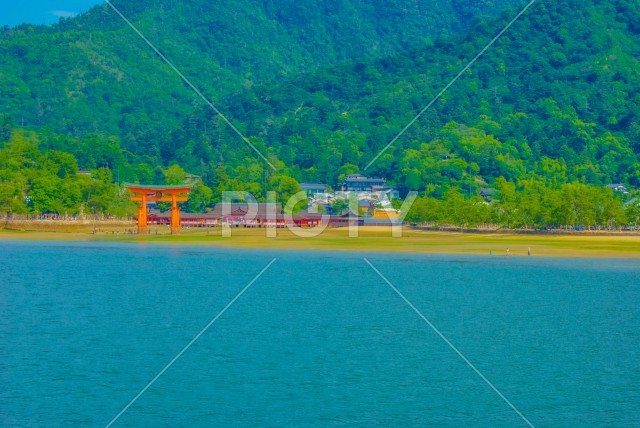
{"left": 124, "top": 183, "right": 195, "bottom": 234}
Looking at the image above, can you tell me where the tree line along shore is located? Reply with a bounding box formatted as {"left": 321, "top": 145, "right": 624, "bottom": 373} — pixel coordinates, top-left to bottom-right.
{"left": 1, "top": 0, "right": 639, "bottom": 237}
{"left": 0, "top": 134, "right": 638, "bottom": 232}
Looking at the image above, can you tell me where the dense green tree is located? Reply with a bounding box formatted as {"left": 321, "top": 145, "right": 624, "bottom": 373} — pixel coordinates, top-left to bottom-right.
{"left": 84, "top": 168, "right": 117, "bottom": 214}
{"left": 0, "top": 130, "right": 124, "bottom": 216}
{"left": 0, "top": 182, "right": 27, "bottom": 214}
{"left": 331, "top": 198, "right": 349, "bottom": 215}
{"left": 185, "top": 181, "right": 213, "bottom": 213}
{"left": 164, "top": 164, "right": 187, "bottom": 185}
{"left": 269, "top": 174, "right": 303, "bottom": 212}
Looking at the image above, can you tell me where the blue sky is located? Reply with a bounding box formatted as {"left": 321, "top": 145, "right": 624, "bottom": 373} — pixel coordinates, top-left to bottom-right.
{"left": 2, "top": 1, "right": 103, "bottom": 27}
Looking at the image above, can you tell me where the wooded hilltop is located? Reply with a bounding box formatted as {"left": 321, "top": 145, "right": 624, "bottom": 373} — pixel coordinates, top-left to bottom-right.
{"left": 1, "top": 0, "right": 639, "bottom": 229}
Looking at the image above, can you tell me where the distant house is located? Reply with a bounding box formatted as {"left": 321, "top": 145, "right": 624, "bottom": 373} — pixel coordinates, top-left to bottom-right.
{"left": 300, "top": 182, "right": 328, "bottom": 196}
{"left": 184, "top": 173, "right": 202, "bottom": 183}
{"left": 358, "top": 198, "right": 375, "bottom": 215}
{"left": 309, "top": 198, "right": 331, "bottom": 213}
{"left": 329, "top": 211, "right": 364, "bottom": 227}
{"left": 210, "top": 202, "right": 282, "bottom": 225}
{"left": 606, "top": 183, "right": 629, "bottom": 194}
{"left": 479, "top": 188, "right": 496, "bottom": 202}
{"left": 372, "top": 185, "right": 400, "bottom": 200}
{"left": 372, "top": 208, "right": 400, "bottom": 220}
{"left": 342, "top": 174, "right": 386, "bottom": 192}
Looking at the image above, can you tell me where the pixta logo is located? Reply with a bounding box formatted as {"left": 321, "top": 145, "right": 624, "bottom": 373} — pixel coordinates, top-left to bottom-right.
{"left": 220, "top": 191, "right": 417, "bottom": 238}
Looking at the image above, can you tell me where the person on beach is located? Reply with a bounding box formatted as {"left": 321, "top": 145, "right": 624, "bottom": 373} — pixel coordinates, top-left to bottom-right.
{"left": 506, "top": 247, "right": 510, "bottom": 256}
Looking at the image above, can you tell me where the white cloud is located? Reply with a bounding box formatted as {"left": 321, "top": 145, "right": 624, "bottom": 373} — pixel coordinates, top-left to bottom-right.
{"left": 50, "top": 10, "right": 78, "bottom": 19}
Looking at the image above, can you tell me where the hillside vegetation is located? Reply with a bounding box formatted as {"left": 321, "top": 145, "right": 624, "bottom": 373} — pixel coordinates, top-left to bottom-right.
{"left": 0, "top": 0, "right": 520, "bottom": 141}
{"left": 0, "top": 0, "right": 639, "bottom": 228}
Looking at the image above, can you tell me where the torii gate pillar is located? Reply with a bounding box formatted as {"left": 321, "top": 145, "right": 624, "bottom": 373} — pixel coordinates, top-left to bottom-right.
{"left": 124, "top": 183, "right": 195, "bottom": 234}
{"left": 170, "top": 192, "right": 181, "bottom": 234}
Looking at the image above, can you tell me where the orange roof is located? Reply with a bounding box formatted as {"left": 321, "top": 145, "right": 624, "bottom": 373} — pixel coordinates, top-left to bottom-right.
{"left": 123, "top": 182, "right": 195, "bottom": 192}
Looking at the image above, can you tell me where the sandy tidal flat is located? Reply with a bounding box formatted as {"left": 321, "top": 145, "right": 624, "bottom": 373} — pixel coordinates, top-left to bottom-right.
{"left": 2, "top": 226, "right": 640, "bottom": 258}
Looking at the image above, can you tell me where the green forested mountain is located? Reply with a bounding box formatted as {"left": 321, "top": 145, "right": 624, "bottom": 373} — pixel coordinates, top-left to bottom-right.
{"left": 0, "top": 0, "right": 639, "bottom": 227}
{"left": 208, "top": 0, "right": 640, "bottom": 189}
{"left": 0, "top": 0, "right": 520, "bottom": 141}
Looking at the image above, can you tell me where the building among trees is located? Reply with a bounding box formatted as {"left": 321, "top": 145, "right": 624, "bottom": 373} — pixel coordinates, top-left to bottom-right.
{"left": 341, "top": 174, "right": 386, "bottom": 192}
{"left": 300, "top": 182, "right": 328, "bottom": 196}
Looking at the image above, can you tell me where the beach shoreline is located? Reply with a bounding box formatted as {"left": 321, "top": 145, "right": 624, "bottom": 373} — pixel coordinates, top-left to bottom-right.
{"left": 2, "top": 224, "right": 639, "bottom": 259}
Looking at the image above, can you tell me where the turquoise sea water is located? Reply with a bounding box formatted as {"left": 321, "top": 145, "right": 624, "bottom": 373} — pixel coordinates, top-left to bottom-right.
{"left": 1, "top": 240, "right": 639, "bottom": 427}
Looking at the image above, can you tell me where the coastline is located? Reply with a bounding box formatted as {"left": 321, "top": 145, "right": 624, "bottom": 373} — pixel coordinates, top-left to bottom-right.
{"left": 2, "top": 225, "right": 640, "bottom": 258}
